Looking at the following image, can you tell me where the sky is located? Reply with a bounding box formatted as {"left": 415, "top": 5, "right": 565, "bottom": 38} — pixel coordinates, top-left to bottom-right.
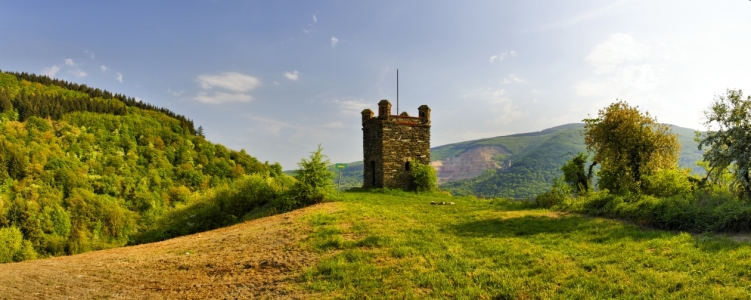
{"left": 1, "top": 0, "right": 750, "bottom": 169}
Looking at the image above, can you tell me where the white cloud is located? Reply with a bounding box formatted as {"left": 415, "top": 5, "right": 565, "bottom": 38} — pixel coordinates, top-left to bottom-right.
{"left": 116, "top": 72, "right": 123, "bottom": 83}
{"left": 41, "top": 65, "right": 60, "bottom": 77}
{"left": 313, "top": 14, "right": 317, "bottom": 23}
{"left": 285, "top": 70, "right": 300, "bottom": 81}
{"left": 502, "top": 73, "right": 527, "bottom": 84}
{"left": 331, "top": 99, "right": 371, "bottom": 115}
{"left": 462, "top": 86, "right": 529, "bottom": 125}
{"left": 303, "top": 28, "right": 312, "bottom": 34}
{"left": 68, "top": 69, "right": 87, "bottom": 78}
{"left": 489, "top": 50, "right": 517, "bottom": 63}
{"left": 84, "top": 50, "right": 95, "bottom": 60}
{"left": 586, "top": 33, "right": 648, "bottom": 74}
{"left": 575, "top": 33, "right": 663, "bottom": 101}
{"left": 575, "top": 64, "right": 659, "bottom": 97}
{"left": 197, "top": 72, "right": 260, "bottom": 92}
{"left": 167, "top": 88, "right": 185, "bottom": 97}
{"left": 331, "top": 37, "right": 339, "bottom": 47}
{"left": 60, "top": 58, "right": 87, "bottom": 77}
{"left": 194, "top": 72, "right": 261, "bottom": 104}
{"left": 195, "top": 91, "right": 253, "bottom": 104}
{"left": 100, "top": 65, "right": 108, "bottom": 72}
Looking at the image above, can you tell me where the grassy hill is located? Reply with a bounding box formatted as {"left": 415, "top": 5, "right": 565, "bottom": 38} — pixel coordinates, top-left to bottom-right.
{"left": 335, "top": 124, "right": 703, "bottom": 198}
{"left": 3, "top": 190, "right": 750, "bottom": 298}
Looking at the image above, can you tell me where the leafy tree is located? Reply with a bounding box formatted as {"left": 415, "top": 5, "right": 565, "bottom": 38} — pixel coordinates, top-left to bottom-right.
{"left": 292, "top": 144, "right": 333, "bottom": 205}
{"left": 584, "top": 100, "right": 679, "bottom": 193}
{"left": 561, "top": 152, "right": 596, "bottom": 194}
{"left": 698, "top": 89, "right": 751, "bottom": 198}
{"left": 0, "top": 226, "right": 36, "bottom": 263}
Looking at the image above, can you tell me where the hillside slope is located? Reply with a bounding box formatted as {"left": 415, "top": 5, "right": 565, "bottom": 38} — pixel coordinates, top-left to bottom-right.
{"left": 3, "top": 191, "right": 751, "bottom": 298}
{"left": 0, "top": 71, "right": 282, "bottom": 261}
{"left": 0, "top": 203, "right": 333, "bottom": 299}
{"left": 335, "top": 123, "right": 702, "bottom": 197}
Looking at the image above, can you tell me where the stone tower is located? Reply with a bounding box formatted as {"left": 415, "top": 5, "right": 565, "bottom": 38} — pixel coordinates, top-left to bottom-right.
{"left": 361, "top": 100, "right": 431, "bottom": 189}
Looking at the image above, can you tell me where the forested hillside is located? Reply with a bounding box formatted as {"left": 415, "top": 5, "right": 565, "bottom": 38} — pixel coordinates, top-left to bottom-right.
{"left": 334, "top": 124, "right": 702, "bottom": 198}
{"left": 0, "top": 70, "right": 283, "bottom": 261}
{"left": 442, "top": 124, "right": 702, "bottom": 198}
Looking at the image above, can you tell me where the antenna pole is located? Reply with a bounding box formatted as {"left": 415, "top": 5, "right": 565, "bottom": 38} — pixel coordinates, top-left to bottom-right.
{"left": 397, "top": 69, "right": 399, "bottom": 115}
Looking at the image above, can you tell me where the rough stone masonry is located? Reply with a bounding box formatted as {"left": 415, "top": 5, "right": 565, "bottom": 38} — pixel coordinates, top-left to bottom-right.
{"left": 361, "top": 100, "right": 431, "bottom": 189}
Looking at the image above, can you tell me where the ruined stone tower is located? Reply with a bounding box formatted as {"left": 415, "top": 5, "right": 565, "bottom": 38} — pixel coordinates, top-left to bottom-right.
{"left": 361, "top": 100, "right": 431, "bottom": 189}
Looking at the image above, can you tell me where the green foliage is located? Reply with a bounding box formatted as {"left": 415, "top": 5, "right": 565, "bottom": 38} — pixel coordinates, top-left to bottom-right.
{"left": 584, "top": 100, "right": 680, "bottom": 193}
{"left": 560, "top": 189, "right": 751, "bottom": 233}
{"left": 0, "top": 226, "right": 36, "bottom": 263}
{"left": 135, "top": 174, "right": 287, "bottom": 243}
{"left": 291, "top": 145, "right": 334, "bottom": 206}
{"left": 698, "top": 89, "right": 751, "bottom": 198}
{"left": 641, "top": 168, "right": 696, "bottom": 198}
{"left": 409, "top": 160, "right": 437, "bottom": 192}
{"left": 444, "top": 126, "right": 589, "bottom": 198}
{"left": 0, "top": 70, "right": 282, "bottom": 262}
{"left": 560, "top": 152, "right": 593, "bottom": 193}
{"left": 534, "top": 177, "right": 571, "bottom": 208}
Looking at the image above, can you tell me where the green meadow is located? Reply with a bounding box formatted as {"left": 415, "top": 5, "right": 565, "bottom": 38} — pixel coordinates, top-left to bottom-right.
{"left": 298, "top": 189, "right": 751, "bottom": 299}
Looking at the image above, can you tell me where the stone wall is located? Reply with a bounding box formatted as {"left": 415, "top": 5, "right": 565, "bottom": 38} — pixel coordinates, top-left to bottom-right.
{"left": 362, "top": 100, "right": 431, "bottom": 189}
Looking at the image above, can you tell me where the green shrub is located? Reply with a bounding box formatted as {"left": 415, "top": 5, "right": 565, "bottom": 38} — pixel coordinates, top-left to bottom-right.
{"left": 642, "top": 168, "right": 696, "bottom": 197}
{"left": 534, "top": 177, "right": 571, "bottom": 208}
{"left": 291, "top": 145, "right": 334, "bottom": 206}
{"left": 570, "top": 188, "right": 751, "bottom": 233}
{"left": 0, "top": 226, "right": 37, "bottom": 263}
{"left": 410, "top": 161, "right": 437, "bottom": 192}
{"left": 134, "top": 173, "right": 283, "bottom": 243}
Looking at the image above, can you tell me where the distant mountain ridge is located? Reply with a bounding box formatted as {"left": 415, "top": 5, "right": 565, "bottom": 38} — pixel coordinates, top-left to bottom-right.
{"left": 333, "top": 123, "right": 703, "bottom": 198}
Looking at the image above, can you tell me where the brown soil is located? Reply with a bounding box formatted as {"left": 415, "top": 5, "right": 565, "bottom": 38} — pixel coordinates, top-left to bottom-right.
{"left": 430, "top": 146, "right": 508, "bottom": 184}
{"left": 0, "top": 203, "right": 338, "bottom": 300}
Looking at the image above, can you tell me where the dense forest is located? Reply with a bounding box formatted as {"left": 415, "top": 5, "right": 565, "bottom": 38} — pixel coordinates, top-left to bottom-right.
{"left": 0, "top": 70, "right": 287, "bottom": 261}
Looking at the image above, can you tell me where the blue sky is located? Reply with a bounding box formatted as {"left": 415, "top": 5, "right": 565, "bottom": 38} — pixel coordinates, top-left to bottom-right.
{"left": 1, "top": 1, "right": 750, "bottom": 169}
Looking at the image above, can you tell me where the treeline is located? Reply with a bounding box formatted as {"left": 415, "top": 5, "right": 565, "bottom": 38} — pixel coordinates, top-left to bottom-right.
{"left": 0, "top": 71, "right": 290, "bottom": 262}
{"left": 1, "top": 70, "right": 195, "bottom": 135}
{"left": 537, "top": 92, "right": 751, "bottom": 233}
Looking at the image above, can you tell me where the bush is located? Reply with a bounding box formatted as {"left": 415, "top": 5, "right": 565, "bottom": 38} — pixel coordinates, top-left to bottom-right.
{"left": 534, "top": 177, "right": 571, "bottom": 208}
{"left": 641, "top": 168, "right": 696, "bottom": 197}
{"left": 410, "top": 161, "right": 438, "bottom": 192}
{"left": 0, "top": 226, "right": 37, "bottom": 263}
{"left": 134, "top": 173, "right": 284, "bottom": 243}
{"left": 290, "top": 145, "right": 334, "bottom": 206}
{"left": 570, "top": 188, "right": 751, "bottom": 233}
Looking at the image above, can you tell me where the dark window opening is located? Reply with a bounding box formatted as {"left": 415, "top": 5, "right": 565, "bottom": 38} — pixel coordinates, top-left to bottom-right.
{"left": 370, "top": 161, "right": 376, "bottom": 186}
{"left": 405, "top": 161, "right": 411, "bottom": 171}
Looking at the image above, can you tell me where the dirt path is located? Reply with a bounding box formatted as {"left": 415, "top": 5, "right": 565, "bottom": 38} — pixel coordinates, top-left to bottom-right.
{"left": 0, "top": 203, "right": 338, "bottom": 299}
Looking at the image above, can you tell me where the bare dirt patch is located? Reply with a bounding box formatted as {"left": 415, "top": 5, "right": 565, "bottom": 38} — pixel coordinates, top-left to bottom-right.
{"left": 0, "top": 203, "right": 339, "bottom": 299}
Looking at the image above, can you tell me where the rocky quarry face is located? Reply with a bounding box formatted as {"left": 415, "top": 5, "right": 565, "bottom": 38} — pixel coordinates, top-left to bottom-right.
{"left": 430, "top": 146, "right": 509, "bottom": 184}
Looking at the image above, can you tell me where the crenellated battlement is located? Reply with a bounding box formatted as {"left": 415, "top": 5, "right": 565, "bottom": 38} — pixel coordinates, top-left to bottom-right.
{"left": 362, "top": 100, "right": 431, "bottom": 189}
